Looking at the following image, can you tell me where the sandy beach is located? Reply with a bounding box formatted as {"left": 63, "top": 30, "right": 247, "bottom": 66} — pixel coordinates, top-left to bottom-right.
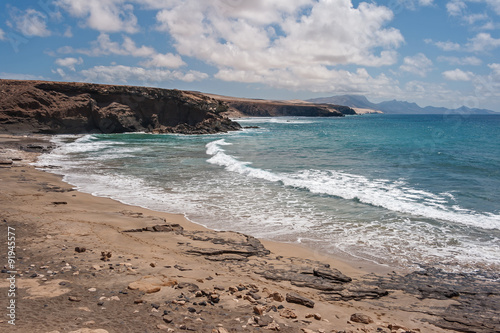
{"left": 1, "top": 134, "right": 498, "bottom": 333}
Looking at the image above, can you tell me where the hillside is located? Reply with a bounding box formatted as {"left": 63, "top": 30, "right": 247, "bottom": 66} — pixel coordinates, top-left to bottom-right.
{"left": 307, "top": 95, "right": 498, "bottom": 115}
{"left": 0, "top": 79, "right": 241, "bottom": 135}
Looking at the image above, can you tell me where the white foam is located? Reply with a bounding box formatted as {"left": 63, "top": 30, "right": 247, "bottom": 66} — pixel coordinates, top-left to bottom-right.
{"left": 235, "top": 117, "right": 317, "bottom": 124}
{"left": 205, "top": 139, "right": 500, "bottom": 230}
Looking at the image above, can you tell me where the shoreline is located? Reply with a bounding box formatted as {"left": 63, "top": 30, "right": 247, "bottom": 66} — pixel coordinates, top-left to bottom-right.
{"left": 33, "top": 132, "right": 396, "bottom": 277}
{"left": 1, "top": 134, "right": 498, "bottom": 333}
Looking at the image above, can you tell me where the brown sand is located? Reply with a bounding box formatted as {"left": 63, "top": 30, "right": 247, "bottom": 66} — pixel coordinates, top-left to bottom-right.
{"left": 0, "top": 135, "right": 464, "bottom": 333}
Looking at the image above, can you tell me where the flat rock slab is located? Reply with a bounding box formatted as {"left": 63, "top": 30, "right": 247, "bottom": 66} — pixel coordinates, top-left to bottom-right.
{"left": 286, "top": 292, "right": 315, "bottom": 308}
{"left": 368, "top": 267, "right": 500, "bottom": 333}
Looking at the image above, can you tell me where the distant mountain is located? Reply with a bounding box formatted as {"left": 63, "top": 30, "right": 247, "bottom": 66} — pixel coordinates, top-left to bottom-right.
{"left": 307, "top": 95, "right": 498, "bottom": 115}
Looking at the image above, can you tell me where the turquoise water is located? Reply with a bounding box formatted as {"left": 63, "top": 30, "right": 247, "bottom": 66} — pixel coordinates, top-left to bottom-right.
{"left": 36, "top": 114, "right": 500, "bottom": 272}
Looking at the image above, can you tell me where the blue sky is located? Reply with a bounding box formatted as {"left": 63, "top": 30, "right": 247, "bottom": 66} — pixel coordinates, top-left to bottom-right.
{"left": 1, "top": 0, "right": 499, "bottom": 111}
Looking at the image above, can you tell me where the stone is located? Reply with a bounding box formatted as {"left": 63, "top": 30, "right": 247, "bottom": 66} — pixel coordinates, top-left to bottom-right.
{"left": 269, "top": 292, "right": 284, "bottom": 302}
{"left": 177, "top": 282, "right": 199, "bottom": 292}
{"left": 209, "top": 293, "right": 220, "bottom": 303}
{"left": 350, "top": 313, "right": 374, "bottom": 324}
{"left": 162, "top": 316, "right": 173, "bottom": 324}
{"left": 313, "top": 267, "right": 352, "bottom": 283}
{"left": 286, "top": 292, "right": 315, "bottom": 308}
{"left": 279, "top": 308, "right": 297, "bottom": 319}
{"left": 256, "top": 315, "right": 274, "bottom": 327}
{"left": 254, "top": 305, "right": 265, "bottom": 315}
{"left": 68, "top": 296, "right": 81, "bottom": 302}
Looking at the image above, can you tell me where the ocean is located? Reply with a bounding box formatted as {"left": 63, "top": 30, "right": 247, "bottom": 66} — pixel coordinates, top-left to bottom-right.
{"left": 35, "top": 114, "right": 500, "bottom": 273}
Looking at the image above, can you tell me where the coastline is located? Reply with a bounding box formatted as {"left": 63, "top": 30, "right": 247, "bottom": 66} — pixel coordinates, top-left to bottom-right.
{"left": 1, "top": 134, "right": 498, "bottom": 333}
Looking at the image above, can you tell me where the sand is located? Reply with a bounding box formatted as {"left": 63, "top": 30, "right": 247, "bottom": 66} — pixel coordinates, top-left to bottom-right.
{"left": 0, "top": 134, "right": 492, "bottom": 333}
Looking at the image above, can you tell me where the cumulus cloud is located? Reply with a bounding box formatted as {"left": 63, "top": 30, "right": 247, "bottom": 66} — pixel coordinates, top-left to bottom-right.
{"left": 400, "top": 53, "right": 433, "bottom": 77}
{"left": 435, "top": 41, "right": 461, "bottom": 51}
{"left": 466, "top": 33, "right": 500, "bottom": 52}
{"left": 447, "top": 0, "right": 467, "bottom": 16}
{"left": 438, "top": 56, "right": 482, "bottom": 66}
{"left": 8, "top": 8, "right": 51, "bottom": 37}
{"left": 55, "top": 0, "right": 138, "bottom": 33}
{"left": 79, "top": 65, "right": 208, "bottom": 83}
{"left": 139, "top": 53, "right": 186, "bottom": 69}
{"left": 58, "top": 33, "right": 187, "bottom": 70}
{"left": 217, "top": 66, "right": 400, "bottom": 96}
{"left": 154, "top": 0, "right": 403, "bottom": 91}
{"left": 55, "top": 57, "right": 83, "bottom": 71}
{"left": 442, "top": 68, "right": 475, "bottom": 81}
{"left": 60, "top": 33, "right": 156, "bottom": 57}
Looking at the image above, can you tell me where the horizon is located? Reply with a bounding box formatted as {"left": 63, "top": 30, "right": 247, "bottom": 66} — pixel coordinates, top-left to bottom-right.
{"left": 1, "top": 1, "right": 499, "bottom": 111}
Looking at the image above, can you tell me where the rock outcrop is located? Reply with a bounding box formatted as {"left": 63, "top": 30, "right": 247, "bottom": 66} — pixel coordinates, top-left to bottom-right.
{"left": 0, "top": 79, "right": 241, "bottom": 135}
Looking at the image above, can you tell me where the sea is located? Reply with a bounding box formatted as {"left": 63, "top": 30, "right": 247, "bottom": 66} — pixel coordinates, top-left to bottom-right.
{"left": 35, "top": 114, "right": 500, "bottom": 274}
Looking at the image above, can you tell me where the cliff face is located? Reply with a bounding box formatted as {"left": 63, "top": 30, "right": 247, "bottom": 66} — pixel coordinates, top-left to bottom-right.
{"left": 0, "top": 80, "right": 241, "bottom": 135}
{"left": 202, "top": 94, "right": 354, "bottom": 118}
{"left": 226, "top": 101, "right": 353, "bottom": 117}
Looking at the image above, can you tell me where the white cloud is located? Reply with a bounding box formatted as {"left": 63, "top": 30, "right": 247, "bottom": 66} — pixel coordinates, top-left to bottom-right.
{"left": 55, "top": 57, "right": 83, "bottom": 71}
{"left": 435, "top": 41, "right": 461, "bottom": 51}
{"left": 52, "top": 68, "right": 67, "bottom": 78}
{"left": 8, "top": 8, "right": 51, "bottom": 37}
{"left": 466, "top": 33, "right": 500, "bottom": 52}
{"left": 400, "top": 53, "right": 433, "bottom": 77}
{"left": 63, "top": 26, "right": 73, "bottom": 37}
{"left": 442, "top": 68, "right": 475, "bottom": 81}
{"left": 216, "top": 66, "right": 400, "bottom": 97}
{"left": 60, "top": 33, "right": 156, "bottom": 57}
{"left": 447, "top": 0, "right": 466, "bottom": 16}
{"left": 79, "top": 65, "right": 208, "bottom": 83}
{"left": 438, "top": 56, "right": 482, "bottom": 66}
{"left": 480, "top": 0, "right": 500, "bottom": 15}
{"left": 154, "top": 0, "right": 403, "bottom": 91}
{"left": 0, "top": 28, "right": 5, "bottom": 40}
{"left": 139, "top": 53, "right": 186, "bottom": 69}
{"left": 55, "top": 0, "right": 138, "bottom": 33}
{"left": 0, "top": 72, "right": 45, "bottom": 80}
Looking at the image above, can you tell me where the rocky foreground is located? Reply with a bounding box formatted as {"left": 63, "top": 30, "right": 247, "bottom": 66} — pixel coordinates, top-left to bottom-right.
{"left": 0, "top": 136, "right": 499, "bottom": 333}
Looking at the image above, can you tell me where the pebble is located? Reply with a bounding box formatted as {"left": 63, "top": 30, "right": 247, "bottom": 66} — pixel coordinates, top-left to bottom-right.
{"left": 68, "top": 296, "right": 81, "bottom": 302}
{"left": 254, "top": 305, "right": 266, "bottom": 315}
{"left": 88, "top": 288, "right": 97, "bottom": 292}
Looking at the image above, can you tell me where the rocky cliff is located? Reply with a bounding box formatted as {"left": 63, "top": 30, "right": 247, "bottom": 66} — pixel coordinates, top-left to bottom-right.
{"left": 203, "top": 94, "right": 354, "bottom": 118}
{"left": 0, "top": 80, "right": 241, "bottom": 135}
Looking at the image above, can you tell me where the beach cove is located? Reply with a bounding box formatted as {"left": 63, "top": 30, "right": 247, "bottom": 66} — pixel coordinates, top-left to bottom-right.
{"left": 1, "top": 134, "right": 499, "bottom": 333}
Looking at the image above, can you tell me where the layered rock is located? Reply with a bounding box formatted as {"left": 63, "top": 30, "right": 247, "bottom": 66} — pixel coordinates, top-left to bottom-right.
{"left": 0, "top": 79, "right": 241, "bottom": 135}
{"left": 204, "top": 94, "right": 355, "bottom": 117}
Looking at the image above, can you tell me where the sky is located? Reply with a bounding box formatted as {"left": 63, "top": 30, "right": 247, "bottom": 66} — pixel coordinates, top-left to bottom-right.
{"left": 0, "top": 0, "right": 500, "bottom": 111}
